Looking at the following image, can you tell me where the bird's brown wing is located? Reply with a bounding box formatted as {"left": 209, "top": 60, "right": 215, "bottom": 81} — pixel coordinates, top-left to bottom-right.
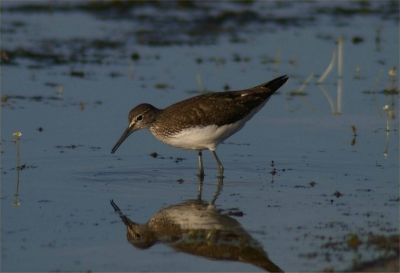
{"left": 156, "top": 75, "right": 288, "bottom": 131}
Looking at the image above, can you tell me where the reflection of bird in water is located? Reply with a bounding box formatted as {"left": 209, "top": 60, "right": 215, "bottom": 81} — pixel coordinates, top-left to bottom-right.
{"left": 110, "top": 182, "right": 283, "bottom": 272}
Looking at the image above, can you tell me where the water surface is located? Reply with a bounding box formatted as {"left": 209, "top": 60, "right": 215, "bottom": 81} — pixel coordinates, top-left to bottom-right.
{"left": 1, "top": 1, "right": 399, "bottom": 272}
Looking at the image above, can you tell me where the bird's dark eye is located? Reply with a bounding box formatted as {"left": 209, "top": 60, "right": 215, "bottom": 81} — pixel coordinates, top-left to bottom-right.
{"left": 136, "top": 115, "right": 143, "bottom": 121}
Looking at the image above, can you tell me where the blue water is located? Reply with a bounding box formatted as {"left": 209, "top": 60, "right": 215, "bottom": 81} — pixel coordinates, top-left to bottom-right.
{"left": 1, "top": 1, "right": 398, "bottom": 272}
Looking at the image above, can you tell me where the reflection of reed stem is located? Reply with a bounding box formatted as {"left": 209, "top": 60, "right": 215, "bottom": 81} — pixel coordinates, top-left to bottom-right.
{"left": 14, "top": 134, "right": 21, "bottom": 206}
{"left": 337, "top": 39, "right": 343, "bottom": 112}
{"left": 298, "top": 73, "right": 314, "bottom": 111}
{"left": 318, "top": 51, "right": 337, "bottom": 84}
{"left": 318, "top": 84, "right": 335, "bottom": 114}
{"left": 298, "top": 73, "right": 314, "bottom": 93}
{"left": 372, "top": 70, "right": 383, "bottom": 92}
{"left": 337, "top": 77, "right": 342, "bottom": 114}
{"left": 338, "top": 38, "right": 343, "bottom": 78}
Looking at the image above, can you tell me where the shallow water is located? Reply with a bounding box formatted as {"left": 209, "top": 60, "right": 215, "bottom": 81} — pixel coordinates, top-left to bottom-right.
{"left": 1, "top": 1, "right": 399, "bottom": 272}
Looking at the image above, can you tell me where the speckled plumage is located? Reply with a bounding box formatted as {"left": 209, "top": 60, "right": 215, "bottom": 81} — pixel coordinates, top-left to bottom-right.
{"left": 112, "top": 75, "right": 288, "bottom": 176}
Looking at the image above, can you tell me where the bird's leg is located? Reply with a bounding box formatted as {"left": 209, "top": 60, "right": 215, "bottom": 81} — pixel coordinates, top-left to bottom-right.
{"left": 197, "top": 151, "right": 204, "bottom": 178}
{"left": 211, "top": 150, "right": 224, "bottom": 178}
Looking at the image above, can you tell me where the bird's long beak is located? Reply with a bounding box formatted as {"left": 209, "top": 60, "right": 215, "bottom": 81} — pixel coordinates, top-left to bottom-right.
{"left": 111, "top": 126, "right": 134, "bottom": 154}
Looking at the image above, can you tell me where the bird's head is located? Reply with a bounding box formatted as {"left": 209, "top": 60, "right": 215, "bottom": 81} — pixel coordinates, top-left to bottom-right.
{"left": 111, "top": 103, "right": 158, "bottom": 154}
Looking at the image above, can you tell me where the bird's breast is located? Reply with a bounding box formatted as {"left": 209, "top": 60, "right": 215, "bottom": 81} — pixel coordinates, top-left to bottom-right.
{"left": 150, "top": 120, "right": 248, "bottom": 151}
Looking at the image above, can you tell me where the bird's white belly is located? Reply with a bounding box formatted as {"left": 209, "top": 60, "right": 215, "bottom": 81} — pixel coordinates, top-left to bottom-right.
{"left": 156, "top": 120, "right": 247, "bottom": 151}
{"left": 152, "top": 100, "right": 268, "bottom": 151}
{"left": 157, "top": 205, "right": 229, "bottom": 230}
